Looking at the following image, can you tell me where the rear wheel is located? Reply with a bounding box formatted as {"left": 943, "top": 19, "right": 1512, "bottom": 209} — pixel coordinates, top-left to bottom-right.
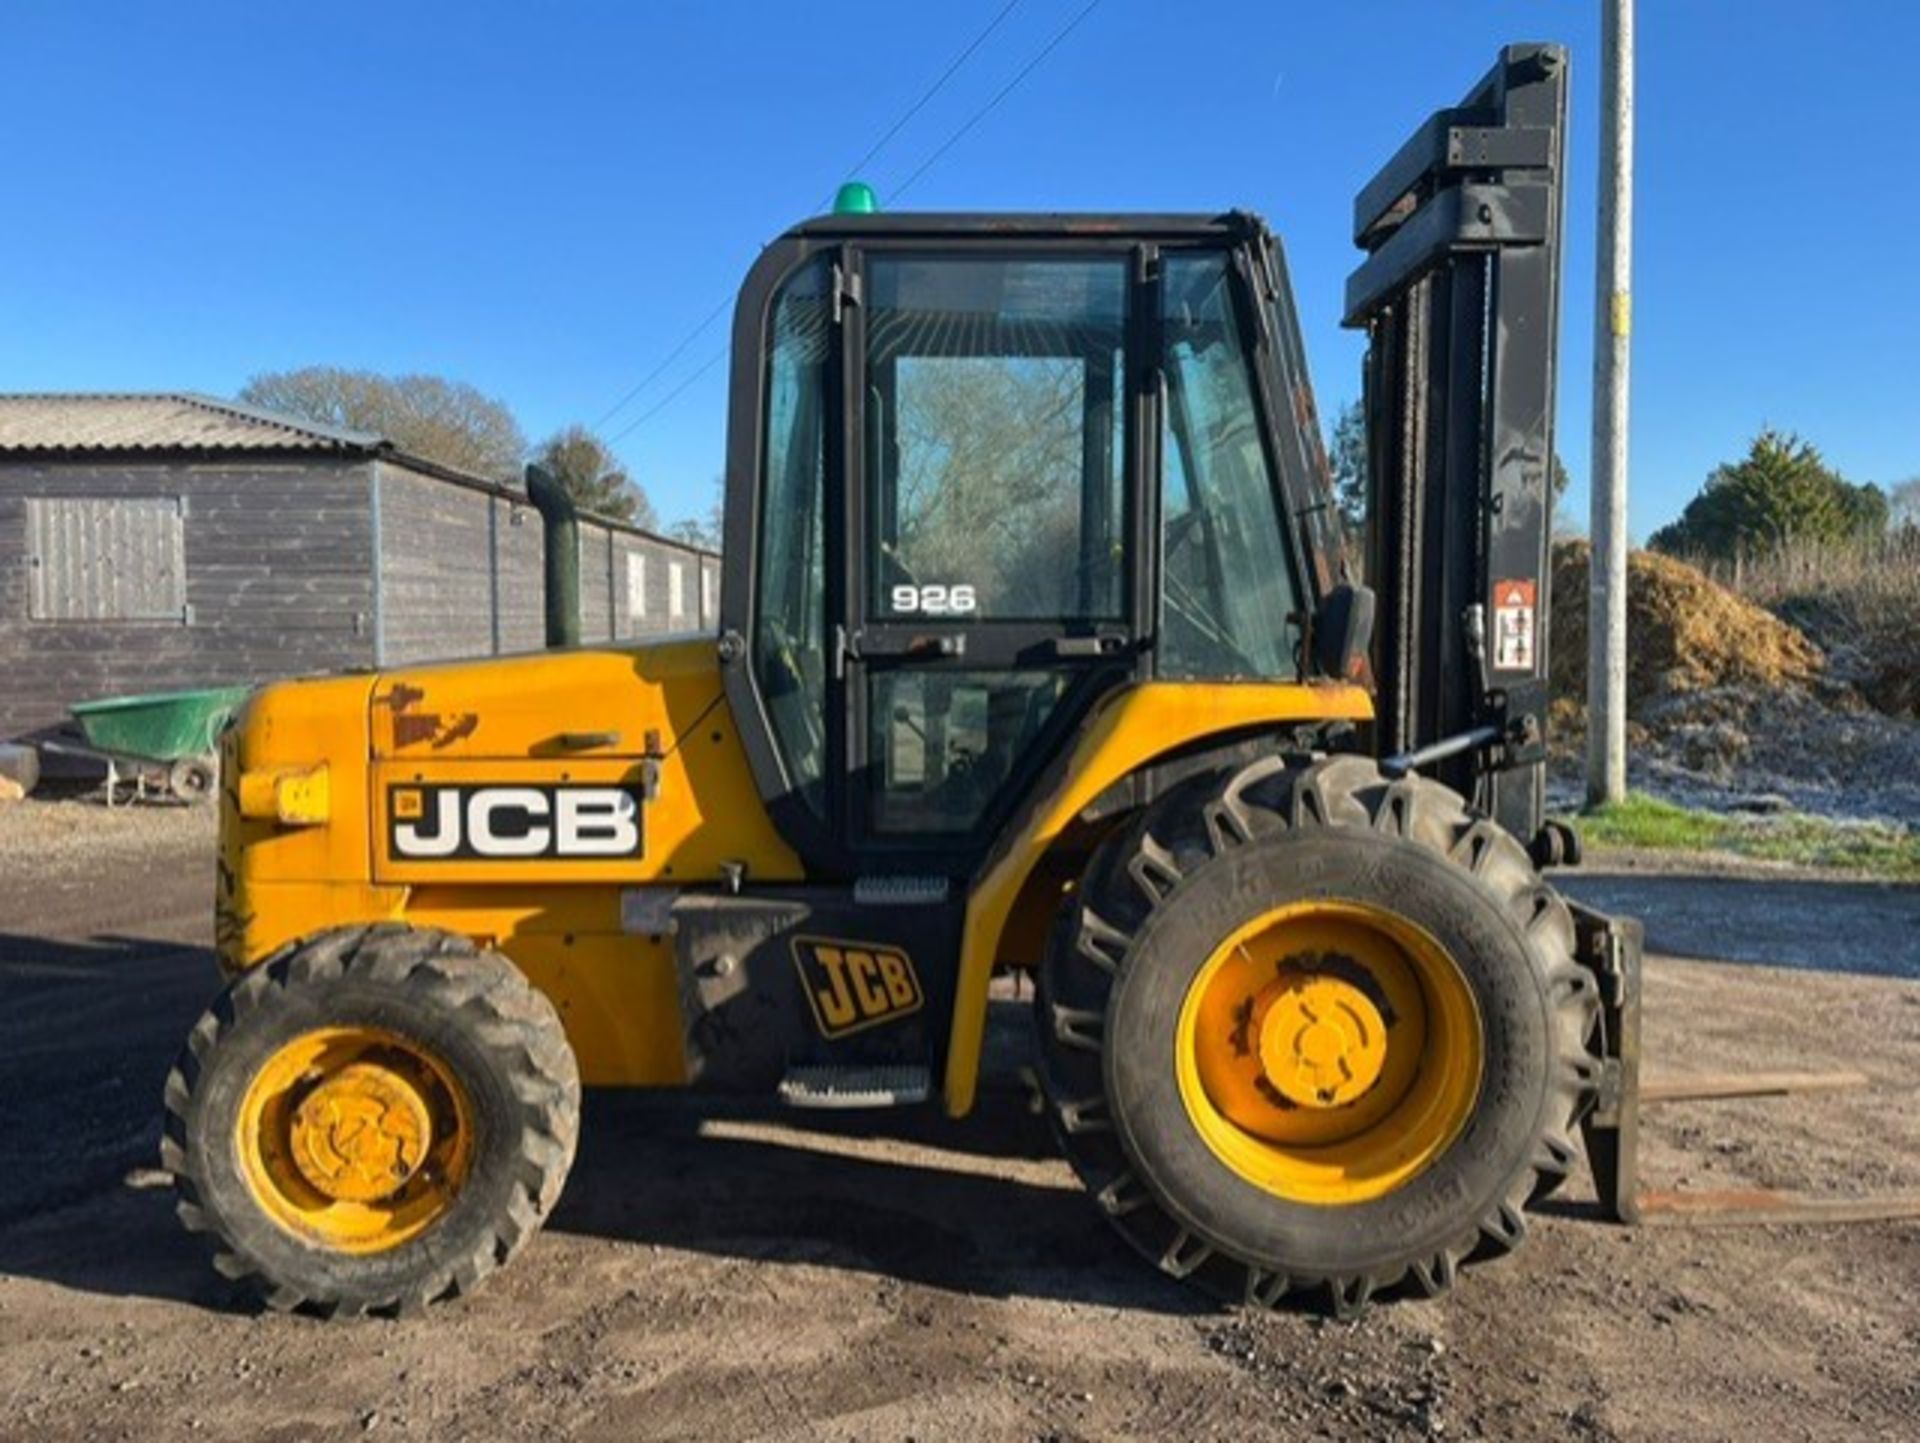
{"left": 162, "top": 925, "right": 579, "bottom": 1316}
{"left": 1035, "top": 754, "right": 1598, "bottom": 1316}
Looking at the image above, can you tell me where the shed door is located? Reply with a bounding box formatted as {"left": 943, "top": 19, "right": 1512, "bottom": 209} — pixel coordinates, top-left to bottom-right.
{"left": 27, "top": 496, "right": 188, "bottom": 622}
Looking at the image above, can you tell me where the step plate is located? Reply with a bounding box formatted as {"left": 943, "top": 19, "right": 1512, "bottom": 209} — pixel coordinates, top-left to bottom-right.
{"left": 852, "top": 875, "right": 949, "bottom": 907}
{"left": 778, "top": 1063, "right": 931, "bottom": 1109}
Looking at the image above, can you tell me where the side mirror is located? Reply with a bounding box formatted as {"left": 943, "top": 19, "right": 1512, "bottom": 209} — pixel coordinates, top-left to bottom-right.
{"left": 1313, "top": 583, "right": 1376, "bottom": 683}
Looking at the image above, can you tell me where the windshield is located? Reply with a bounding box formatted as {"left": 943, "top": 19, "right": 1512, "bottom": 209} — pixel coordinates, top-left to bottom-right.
{"left": 863, "top": 254, "right": 1129, "bottom": 622}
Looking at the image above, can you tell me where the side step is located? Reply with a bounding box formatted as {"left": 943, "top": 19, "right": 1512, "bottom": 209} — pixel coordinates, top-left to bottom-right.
{"left": 777, "top": 1064, "right": 931, "bottom": 1109}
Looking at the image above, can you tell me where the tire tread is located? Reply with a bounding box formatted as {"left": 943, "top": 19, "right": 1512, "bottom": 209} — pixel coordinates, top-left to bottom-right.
{"left": 1035, "top": 754, "right": 1599, "bottom": 1315}
{"left": 162, "top": 926, "right": 580, "bottom": 1318}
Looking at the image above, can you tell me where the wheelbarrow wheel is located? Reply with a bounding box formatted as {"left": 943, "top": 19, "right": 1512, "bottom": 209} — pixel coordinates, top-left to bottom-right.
{"left": 169, "top": 753, "right": 218, "bottom": 804}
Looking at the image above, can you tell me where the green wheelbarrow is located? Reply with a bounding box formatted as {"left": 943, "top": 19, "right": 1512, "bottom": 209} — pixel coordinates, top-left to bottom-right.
{"left": 68, "top": 685, "right": 253, "bottom": 804}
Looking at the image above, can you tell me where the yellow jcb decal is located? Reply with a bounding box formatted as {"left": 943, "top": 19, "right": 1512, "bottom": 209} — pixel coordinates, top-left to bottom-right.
{"left": 791, "top": 937, "right": 923, "bottom": 1039}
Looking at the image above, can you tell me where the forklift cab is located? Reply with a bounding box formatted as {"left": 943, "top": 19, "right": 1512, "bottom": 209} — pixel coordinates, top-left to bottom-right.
{"left": 717, "top": 213, "right": 1347, "bottom": 877}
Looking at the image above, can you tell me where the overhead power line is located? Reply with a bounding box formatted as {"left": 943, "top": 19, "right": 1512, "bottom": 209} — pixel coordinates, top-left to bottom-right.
{"left": 887, "top": 0, "right": 1106, "bottom": 204}
{"left": 600, "top": 0, "right": 1108, "bottom": 441}
{"left": 591, "top": 295, "right": 731, "bottom": 431}
{"left": 595, "top": 0, "right": 1026, "bottom": 434}
{"left": 830, "top": 0, "right": 1025, "bottom": 203}
{"left": 606, "top": 347, "right": 728, "bottom": 445}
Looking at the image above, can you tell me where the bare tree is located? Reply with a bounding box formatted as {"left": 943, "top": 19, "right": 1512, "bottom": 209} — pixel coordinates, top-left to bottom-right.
{"left": 889, "top": 355, "right": 1088, "bottom": 613}
{"left": 1328, "top": 396, "right": 1572, "bottom": 533}
{"left": 531, "top": 424, "right": 657, "bottom": 527}
{"left": 240, "top": 367, "right": 527, "bottom": 480}
{"left": 665, "top": 476, "right": 725, "bottom": 550}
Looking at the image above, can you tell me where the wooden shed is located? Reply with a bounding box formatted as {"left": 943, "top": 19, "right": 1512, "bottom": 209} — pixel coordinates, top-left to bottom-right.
{"left": 0, "top": 393, "right": 720, "bottom": 741}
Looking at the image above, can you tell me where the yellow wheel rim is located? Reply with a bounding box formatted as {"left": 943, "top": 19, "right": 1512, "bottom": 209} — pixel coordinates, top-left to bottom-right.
{"left": 237, "top": 1027, "right": 474, "bottom": 1253}
{"left": 1175, "top": 901, "right": 1482, "bottom": 1205}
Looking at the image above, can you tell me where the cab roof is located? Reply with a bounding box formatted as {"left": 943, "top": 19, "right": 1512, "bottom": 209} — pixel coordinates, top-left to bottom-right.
{"left": 785, "top": 211, "right": 1271, "bottom": 243}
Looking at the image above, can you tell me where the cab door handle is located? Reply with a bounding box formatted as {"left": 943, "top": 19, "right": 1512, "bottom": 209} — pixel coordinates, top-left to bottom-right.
{"left": 845, "top": 631, "right": 966, "bottom": 662}
{"left": 1048, "top": 633, "right": 1129, "bottom": 659}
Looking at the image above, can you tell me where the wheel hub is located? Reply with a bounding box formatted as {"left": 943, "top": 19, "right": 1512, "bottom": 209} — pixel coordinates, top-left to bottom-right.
{"left": 288, "top": 1061, "right": 434, "bottom": 1203}
{"left": 1174, "top": 900, "right": 1484, "bottom": 1204}
{"left": 1257, "top": 975, "right": 1388, "bottom": 1108}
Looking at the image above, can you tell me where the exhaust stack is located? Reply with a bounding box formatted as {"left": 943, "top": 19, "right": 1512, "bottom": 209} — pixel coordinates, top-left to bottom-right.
{"left": 525, "top": 464, "right": 580, "bottom": 649}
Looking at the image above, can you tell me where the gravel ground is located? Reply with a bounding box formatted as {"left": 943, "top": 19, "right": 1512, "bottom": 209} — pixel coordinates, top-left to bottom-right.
{"left": 0, "top": 799, "right": 1915, "bottom": 1443}
{"left": 1548, "top": 685, "right": 1920, "bottom": 829}
{"left": 0, "top": 795, "right": 216, "bottom": 872}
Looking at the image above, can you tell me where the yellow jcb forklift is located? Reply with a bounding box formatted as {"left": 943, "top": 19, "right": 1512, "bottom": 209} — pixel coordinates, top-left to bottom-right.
{"left": 166, "top": 43, "right": 1646, "bottom": 1318}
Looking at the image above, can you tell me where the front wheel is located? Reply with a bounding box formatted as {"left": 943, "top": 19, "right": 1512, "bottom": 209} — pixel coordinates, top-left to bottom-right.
{"left": 162, "top": 925, "right": 580, "bottom": 1316}
{"left": 1035, "top": 755, "right": 1599, "bottom": 1316}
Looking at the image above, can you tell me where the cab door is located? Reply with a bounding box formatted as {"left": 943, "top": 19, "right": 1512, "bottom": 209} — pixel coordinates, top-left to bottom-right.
{"left": 841, "top": 245, "right": 1148, "bottom": 863}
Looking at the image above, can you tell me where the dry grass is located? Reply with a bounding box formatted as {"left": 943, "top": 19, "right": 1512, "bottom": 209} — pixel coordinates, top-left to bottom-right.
{"left": 1703, "top": 531, "right": 1920, "bottom": 716}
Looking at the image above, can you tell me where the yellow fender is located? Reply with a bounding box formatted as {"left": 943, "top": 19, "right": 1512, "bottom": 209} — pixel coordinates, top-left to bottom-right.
{"left": 944, "top": 680, "right": 1373, "bottom": 1115}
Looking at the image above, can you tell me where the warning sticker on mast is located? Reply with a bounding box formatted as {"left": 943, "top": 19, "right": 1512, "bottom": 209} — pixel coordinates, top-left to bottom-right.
{"left": 1492, "top": 579, "right": 1538, "bottom": 671}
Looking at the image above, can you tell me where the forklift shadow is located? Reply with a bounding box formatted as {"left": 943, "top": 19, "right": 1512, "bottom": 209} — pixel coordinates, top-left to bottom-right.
{"left": 0, "top": 954, "right": 1208, "bottom": 1317}
{"left": 0, "top": 1090, "right": 1213, "bottom": 1319}
{"left": 550, "top": 989, "right": 1216, "bottom": 1314}
{"left": 0, "top": 933, "right": 238, "bottom": 1313}
{"left": 551, "top": 1084, "right": 1212, "bottom": 1316}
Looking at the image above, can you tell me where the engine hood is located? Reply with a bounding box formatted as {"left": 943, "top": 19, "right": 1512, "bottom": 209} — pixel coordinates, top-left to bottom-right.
{"left": 370, "top": 637, "right": 720, "bottom": 760}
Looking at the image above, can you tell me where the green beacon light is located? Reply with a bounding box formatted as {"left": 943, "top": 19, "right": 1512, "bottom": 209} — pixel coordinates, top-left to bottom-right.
{"left": 832, "top": 180, "right": 879, "bottom": 216}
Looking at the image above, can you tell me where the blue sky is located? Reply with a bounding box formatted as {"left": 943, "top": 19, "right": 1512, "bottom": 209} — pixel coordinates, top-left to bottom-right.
{"left": 4, "top": 1, "right": 1915, "bottom": 537}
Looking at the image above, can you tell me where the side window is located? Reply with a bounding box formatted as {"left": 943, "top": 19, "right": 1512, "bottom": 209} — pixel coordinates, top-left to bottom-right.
{"left": 864, "top": 256, "right": 1128, "bottom": 621}
{"left": 625, "top": 552, "right": 646, "bottom": 631}
{"left": 752, "top": 256, "right": 833, "bottom": 819}
{"left": 1160, "top": 253, "right": 1301, "bottom": 680}
{"left": 668, "top": 560, "right": 686, "bottom": 621}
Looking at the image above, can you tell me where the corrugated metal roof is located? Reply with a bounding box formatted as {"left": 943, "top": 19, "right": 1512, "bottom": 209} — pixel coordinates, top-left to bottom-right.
{"left": 0, "top": 391, "right": 720, "bottom": 556}
{"left": 0, "top": 392, "right": 386, "bottom": 454}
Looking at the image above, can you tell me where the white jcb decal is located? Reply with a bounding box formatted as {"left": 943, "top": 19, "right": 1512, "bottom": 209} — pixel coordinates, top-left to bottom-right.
{"left": 390, "top": 785, "right": 643, "bottom": 860}
{"left": 889, "top": 583, "right": 977, "bottom": 616}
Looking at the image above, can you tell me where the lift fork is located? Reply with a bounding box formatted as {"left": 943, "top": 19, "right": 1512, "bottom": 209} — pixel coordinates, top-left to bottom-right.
{"left": 1572, "top": 905, "right": 1920, "bottom": 1227}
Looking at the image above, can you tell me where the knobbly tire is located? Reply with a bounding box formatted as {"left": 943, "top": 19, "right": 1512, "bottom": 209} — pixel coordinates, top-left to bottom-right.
{"left": 162, "top": 925, "right": 580, "bottom": 1317}
{"left": 1035, "top": 754, "right": 1600, "bottom": 1318}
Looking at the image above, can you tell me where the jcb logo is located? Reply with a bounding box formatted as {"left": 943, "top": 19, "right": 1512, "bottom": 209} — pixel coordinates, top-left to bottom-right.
{"left": 791, "top": 937, "right": 924, "bottom": 1038}
{"left": 389, "top": 784, "right": 643, "bottom": 860}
